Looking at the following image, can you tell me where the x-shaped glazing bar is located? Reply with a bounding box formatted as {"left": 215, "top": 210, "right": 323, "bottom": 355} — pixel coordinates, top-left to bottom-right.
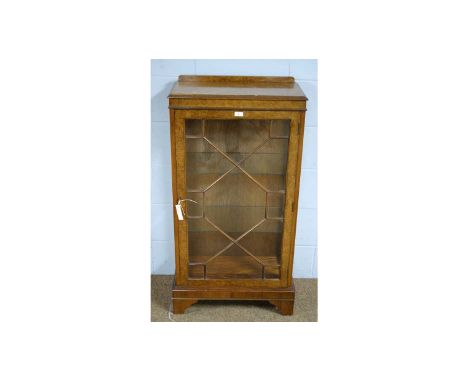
{"left": 203, "top": 217, "right": 267, "bottom": 266}
{"left": 202, "top": 137, "right": 272, "bottom": 193}
{"left": 203, "top": 136, "right": 270, "bottom": 193}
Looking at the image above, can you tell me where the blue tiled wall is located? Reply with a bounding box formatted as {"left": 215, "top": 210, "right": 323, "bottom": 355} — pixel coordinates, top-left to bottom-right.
{"left": 151, "top": 59, "right": 317, "bottom": 278}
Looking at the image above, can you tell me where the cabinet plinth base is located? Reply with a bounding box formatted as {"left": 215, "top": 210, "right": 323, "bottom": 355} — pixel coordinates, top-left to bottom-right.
{"left": 171, "top": 282, "right": 295, "bottom": 315}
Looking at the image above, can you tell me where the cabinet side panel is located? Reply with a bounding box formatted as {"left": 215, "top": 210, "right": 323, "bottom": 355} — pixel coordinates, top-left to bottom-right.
{"left": 173, "top": 111, "right": 189, "bottom": 283}
{"left": 287, "top": 112, "right": 306, "bottom": 284}
{"left": 169, "top": 109, "right": 181, "bottom": 283}
{"left": 280, "top": 115, "right": 301, "bottom": 287}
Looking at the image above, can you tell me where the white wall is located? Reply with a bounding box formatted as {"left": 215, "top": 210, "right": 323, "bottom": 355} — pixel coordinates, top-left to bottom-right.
{"left": 151, "top": 59, "right": 317, "bottom": 277}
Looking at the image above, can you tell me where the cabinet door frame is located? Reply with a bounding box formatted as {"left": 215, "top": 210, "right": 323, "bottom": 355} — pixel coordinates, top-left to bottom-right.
{"left": 171, "top": 109, "right": 303, "bottom": 288}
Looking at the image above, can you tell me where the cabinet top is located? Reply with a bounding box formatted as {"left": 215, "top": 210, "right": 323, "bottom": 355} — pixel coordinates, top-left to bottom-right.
{"left": 168, "top": 75, "right": 307, "bottom": 101}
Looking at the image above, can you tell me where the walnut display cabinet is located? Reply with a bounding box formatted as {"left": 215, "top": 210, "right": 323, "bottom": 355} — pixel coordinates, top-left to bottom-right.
{"left": 168, "top": 75, "right": 307, "bottom": 315}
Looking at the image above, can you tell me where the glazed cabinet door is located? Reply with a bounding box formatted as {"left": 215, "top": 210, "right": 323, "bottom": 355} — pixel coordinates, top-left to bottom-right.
{"left": 171, "top": 110, "right": 302, "bottom": 288}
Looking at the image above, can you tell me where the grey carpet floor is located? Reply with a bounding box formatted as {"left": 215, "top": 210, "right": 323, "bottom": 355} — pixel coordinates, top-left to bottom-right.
{"left": 151, "top": 275, "right": 318, "bottom": 322}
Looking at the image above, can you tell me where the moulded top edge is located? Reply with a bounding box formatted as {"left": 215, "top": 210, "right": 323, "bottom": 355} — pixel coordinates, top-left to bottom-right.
{"left": 168, "top": 75, "right": 308, "bottom": 101}
{"left": 178, "top": 75, "right": 296, "bottom": 84}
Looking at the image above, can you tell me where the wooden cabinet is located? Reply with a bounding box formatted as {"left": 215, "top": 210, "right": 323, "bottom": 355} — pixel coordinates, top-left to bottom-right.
{"left": 168, "top": 75, "right": 307, "bottom": 315}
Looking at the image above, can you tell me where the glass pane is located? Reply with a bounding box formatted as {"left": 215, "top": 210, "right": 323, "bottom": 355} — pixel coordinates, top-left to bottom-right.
{"left": 185, "top": 119, "right": 290, "bottom": 280}
{"left": 204, "top": 173, "right": 266, "bottom": 239}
